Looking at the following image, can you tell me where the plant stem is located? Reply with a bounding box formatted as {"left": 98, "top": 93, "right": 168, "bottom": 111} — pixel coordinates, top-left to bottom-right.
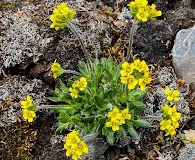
{"left": 67, "top": 22, "right": 92, "bottom": 69}
{"left": 141, "top": 115, "right": 162, "bottom": 121}
{"left": 63, "top": 69, "right": 82, "bottom": 76}
{"left": 36, "top": 105, "right": 65, "bottom": 110}
{"left": 126, "top": 17, "right": 137, "bottom": 62}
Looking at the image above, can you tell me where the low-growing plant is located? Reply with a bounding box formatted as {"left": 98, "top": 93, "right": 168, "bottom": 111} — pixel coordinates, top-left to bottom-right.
{"left": 48, "top": 57, "right": 151, "bottom": 144}
{"left": 18, "top": 1, "right": 171, "bottom": 160}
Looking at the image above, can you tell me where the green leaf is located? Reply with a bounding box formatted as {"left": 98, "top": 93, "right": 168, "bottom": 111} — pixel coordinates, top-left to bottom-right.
{"left": 49, "top": 105, "right": 72, "bottom": 113}
{"left": 133, "top": 119, "right": 150, "bottom": 128}
{"left": 101, "top": 120, "right": 115, "bottom": 144}
{"left": 47, "top": 97, "right": 60, "bottom": 102}
{"left": 126, "top": 121, "right": 133, "bottom": 128}
{"left": 78, "top": 61, "right": 89, "bottom": 77}
{"left": 56, "top": 122, "right": 73, "bottom": 132}
{"left": 128, "top": 126, "right": 139, "bottom": 138}
{"left": 116, "top": 126, "right": 126, "bottom": 139}
{"left": 106, "top": 130, "right": 115, "bottom": 145}
{"left": 88, "top": 123, "right": 100, "bottom": 134}
{"left": 181, "top": 133, "right": 186, "bottom": 140}
{"left": 57, "top": 112, "right": 71, "bottom": 123}
{"left": 131, "top": 100, "right": 145, "bottom": 107}
{"left": 102, "top": 126, "right": 108, "bottom": 136}
{"left": 131, "top": 89, "right": 147, "bottom": 100}
{"left": 59, "top": 79, "right": 68, "bottom": 93}
{"left": 131, "top": 100, "right": 145, "bottom": 114}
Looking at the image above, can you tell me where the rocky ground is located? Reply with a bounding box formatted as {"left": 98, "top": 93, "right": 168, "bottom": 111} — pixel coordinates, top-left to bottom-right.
{"left": 0, "top": 0, "right": 195, "bottom": 159}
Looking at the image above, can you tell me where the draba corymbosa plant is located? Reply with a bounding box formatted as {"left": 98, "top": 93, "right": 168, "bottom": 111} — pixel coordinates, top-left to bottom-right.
{"left": 160, "top": 88, "right": 181, "bottom": 136}
{"left": 48, "top": 57, "right": 151, "bottom": 146}
{"left": 19, "top": 1, "right": 163, "bottom": 159}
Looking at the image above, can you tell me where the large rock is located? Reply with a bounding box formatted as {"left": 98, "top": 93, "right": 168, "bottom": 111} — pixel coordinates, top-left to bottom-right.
{"left": 172, "top": 25, "right": 195, "bottom": 84}
{"left": 178, "top": 144, "right": 195, "bottom": 160}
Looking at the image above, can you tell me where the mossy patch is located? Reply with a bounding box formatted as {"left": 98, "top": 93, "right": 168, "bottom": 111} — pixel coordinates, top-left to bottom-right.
{"left": 0, "top": 121, "right": 36, "bottom": 160}
{"left": 0, "top": 2, "right": 15, "bottom": 11}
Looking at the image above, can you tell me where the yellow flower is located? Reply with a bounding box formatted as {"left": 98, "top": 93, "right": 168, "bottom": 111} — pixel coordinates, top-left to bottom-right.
{"left": 164, "top": 88, "right": 180, "bottom": 101}
{"left": 136, "top": 7, "right": 149, "bottom": 22}
{"left": 65, "top": 145, "right": 74, "bottom": 156}
{"left": 72, "top": 81, "right": 79, "bottom": 88}
{"left": 106, "top": 119, "right": 121, "bottom": 131}
{"left": 160, "top": 119, "right": 172, "bottom": 131}
{"left": 133, "top": 59, "right": 149, "bottom": 73}
{"left": 50, "top": 3, "right": 76, "bottom": 30}
{"left": 148, "top": 4, "right": 162, "bottom": 20}
{"left": 75, "top": 141, "right": 88, "bottom": 156}
{"left": 121, "top": 108, "right": 131, "bottom": 120}
{"left": 160, "top": 104, "right": 181, "bottom": 136}
{"left": 66, "top": 130, "right": 79, "bottom": 140}
{"left": 120, "top": 108, "right": 131, "bottom": 124}
{"left": 72, "top": 152, "right": 81, "bottom": 160}
{"left": 69, "top": 87, "right": 79, "bottom": 98}
{"left": 121, "top": 74, "right": 138, "bottom": 89}
{"left": 51, "top": 60, "right": 64, "bottom": 79}
{"left": 120, "top": 62, "right": 134, "bottom": 76}
{"left": 77, "top": 77, "right": 87, "bottom": 91}
{"left": 20, "top": 95, "right": 34, "bottom": 109}
{"left": 165, "top": 126, "right": 176, "bottom": 136}
{"left": 161, "top": 104, "right": 172, "bottom": 119}
{"left": 138, "top": 72, "right": 152, "bottom": 91}
{"left": 107, "top": 107, "right": 120, "bottom": 119}
{"left": 128, "top": 0, "right": 162, "bottom": 22}
{"left": 128, "top": 0, "right": 148, "bottom": 8}
{"left": 161, "top": 104, "right": 170, "bottom": 113}
{"left": 65, "top": 136, "right": 81, "bottom": 149}
{"left": 22, "top": 109, "right": 36, "bottom": 122}
{"left": 169, "top": 105, "right": 181, "bottom": 122}
{"left": 64, "top": 130, "right": 88, "bottom": 160}
{"left": 172, "top": 121, "right": 179, "bottom": 129}
{"left": 128, "top": 0, "right": 148, "bottom": 16}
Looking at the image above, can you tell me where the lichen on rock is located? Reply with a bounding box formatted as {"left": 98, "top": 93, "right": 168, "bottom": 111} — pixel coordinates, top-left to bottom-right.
{"left": 0, "top": 7, "right": 52, "bottom": 68}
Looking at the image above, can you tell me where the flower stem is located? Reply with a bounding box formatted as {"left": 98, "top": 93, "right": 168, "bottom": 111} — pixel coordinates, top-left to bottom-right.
{"left": 67, "top": 22, "right": 92, "bottom": 69}
{"left": 126, "top": 17, "right": 137, "bottom": 62}
{"left": 63, "top": 69, "right": 82, "bottom": 76}
{"left": 36, "top": 105, "right": 65, "bottom": 110}
{"left": 141, "top": 115, "right": 162, "bottom": 121}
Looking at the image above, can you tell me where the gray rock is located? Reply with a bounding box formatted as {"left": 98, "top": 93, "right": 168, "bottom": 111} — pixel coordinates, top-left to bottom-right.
{"left": 172, "top": 25, "right": 195, "bottom": 84}
{"left": 178, "top": 144, "right": 195, "bottom": 160}
{"left": 0, "top": 8, "right": 53, "bottom": 68}
{"left": 82, "top": 133, "right": 109, "bottom": 159}
{"left": 0, "top": 76, "right": 47, "bottom": 127}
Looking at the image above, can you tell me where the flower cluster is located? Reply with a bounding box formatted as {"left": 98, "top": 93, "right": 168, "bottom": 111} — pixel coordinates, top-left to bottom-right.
{"left": 64, "top": 130, "right": 88, "bottom": 160}
{"left": 69, "top": 77, "right": 87, "bottom": 98}
{"left": 20, "top": 95, "right": 36, "bottom": 123}
{"left": 120, "top": 59, "right": 152, "bottom": 91}
{"left": 160, "top": 88, "right": 181, "bottom": 136}
{"left": 50, "top": 2, "right": 76, "bottom": 30}
{"left": 106, "top": 107, "right": 131, "bottom": 131}
{"left": 160, "top": 104, "right": 181, "bottom": 136}
{"left": 51, "top": 60, "right": 64, "bottom": 79}
{"left": 128, "top": 0, "right": 162, "bottom": 22}
{"left": 164, "top": 88, "right": 180, "bottom": 102}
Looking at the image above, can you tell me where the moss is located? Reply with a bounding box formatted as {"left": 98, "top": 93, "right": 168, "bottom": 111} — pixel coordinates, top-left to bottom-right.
{"left": 0, "top": 121, "right": 36, "bottom": 160}
{"left": 0, "top": 2, "right": 15, "bottom": 11}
